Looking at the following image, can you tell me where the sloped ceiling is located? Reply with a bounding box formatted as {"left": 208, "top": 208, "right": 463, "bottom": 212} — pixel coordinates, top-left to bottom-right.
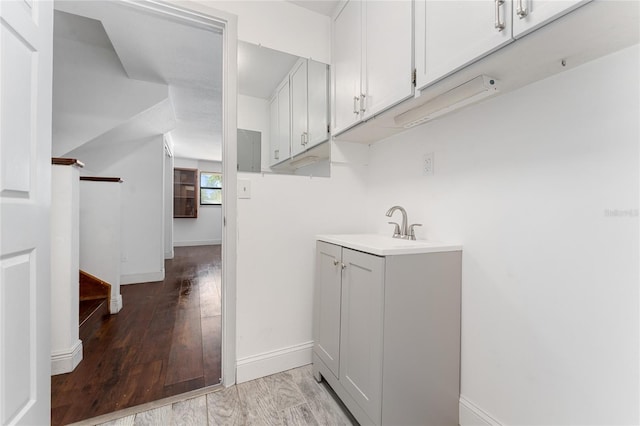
{"left": 55, "top": 1, "right": 223, "bottom": 162}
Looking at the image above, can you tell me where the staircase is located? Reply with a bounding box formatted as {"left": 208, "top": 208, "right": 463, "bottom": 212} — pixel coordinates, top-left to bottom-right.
{"left": 79, "top": 271, "right": 111, "bottom": 342}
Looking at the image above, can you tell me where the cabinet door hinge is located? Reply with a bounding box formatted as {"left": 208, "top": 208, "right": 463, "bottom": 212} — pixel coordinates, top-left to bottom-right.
{"left": 412, "top": 68, "right": 417, "bottom": 87}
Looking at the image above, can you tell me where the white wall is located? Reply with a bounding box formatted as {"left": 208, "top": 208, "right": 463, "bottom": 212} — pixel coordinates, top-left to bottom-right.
{"left": 205, "top": 1, "right": 331, "bottom": 63}
{"left": 79, "top": 180, "right": 123, "bottom": 313}
{"left": 173, "top": 158, "right": 223, "bottom": 246}
{"left": 363, "top": 45, "right": 639, "bottom": 425}
{"left": 50, "top": 165, "right": 82, "bottom": 375}
{"left": 238, "top": 94, "right": 270, "bottom": 171}
{"left": 96, "top": 136, "right": 165, "bottom": 284}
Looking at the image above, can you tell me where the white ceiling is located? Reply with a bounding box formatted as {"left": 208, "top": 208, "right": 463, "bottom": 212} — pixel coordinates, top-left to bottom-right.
{"left": 54, "top": 1, "right": 223, "bottom": 162}
{"left": 287, "top": 0, "right": 341, "bottom": 17}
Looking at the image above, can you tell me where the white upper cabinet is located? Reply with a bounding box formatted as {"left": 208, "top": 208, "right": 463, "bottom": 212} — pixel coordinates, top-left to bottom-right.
{"left": 307, "top": 60, "right": 330, "bottom": 149}
{"left": 512, "top": 0, "right": 591, "bottom": 38}
{"left": 269, "top": 80, "right": 291, "bottom": 167}
{"left": 290, "top": 60, "right": 308, "bottom": 158}
{"left": 415, "top": 0, "right": 514, "bottom": 91}
{"left": 291, "top": 59, "right": 330, "bottom": 158}
{"left": 362, "top": 0, "right": 414, "bottom": 120}
{"left": 333, "top": 0, "right": 413, "bottom": 136}
{"left": 333, "top": 0, "right": 362, "bottom": 135}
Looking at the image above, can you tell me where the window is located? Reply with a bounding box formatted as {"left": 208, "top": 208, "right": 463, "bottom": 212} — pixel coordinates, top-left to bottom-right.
{"left": 200, "top": 171, "right": 222, "bottom": 205}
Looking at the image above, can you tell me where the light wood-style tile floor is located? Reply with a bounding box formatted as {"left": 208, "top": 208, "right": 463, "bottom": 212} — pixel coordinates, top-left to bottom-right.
{"left": 85, "top": 365, "right": 357, "bottom": 426}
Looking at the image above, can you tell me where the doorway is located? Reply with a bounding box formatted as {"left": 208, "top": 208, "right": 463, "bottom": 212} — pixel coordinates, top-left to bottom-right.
{"left": 49, "top": 1, "right": 237, "bottom": 423}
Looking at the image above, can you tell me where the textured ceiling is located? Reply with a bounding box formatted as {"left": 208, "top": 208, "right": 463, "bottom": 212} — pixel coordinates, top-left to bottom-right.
{"left": 55, "top": 1, "right": 223, "bottom": 162}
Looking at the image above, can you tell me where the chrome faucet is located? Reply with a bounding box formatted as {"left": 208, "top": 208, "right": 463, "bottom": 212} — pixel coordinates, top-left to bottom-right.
{"left": 385, "top": 205, "right": 422, "bottom": 240}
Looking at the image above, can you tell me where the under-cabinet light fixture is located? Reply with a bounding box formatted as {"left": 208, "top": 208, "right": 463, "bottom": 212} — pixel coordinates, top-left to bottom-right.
{"left": 395, "top": 75, "right": 499, "bottom": 128}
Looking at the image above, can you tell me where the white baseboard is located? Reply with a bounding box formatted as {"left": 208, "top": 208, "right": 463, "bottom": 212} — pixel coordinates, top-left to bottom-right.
{"left": 236, "top": 341, "right": 313, "bottom": 384}
{"left": 165, "top": 250, "right": 174, "bottom": 259}
{"left": 110, "top": 293, "right": 123, "bottom": 313}
{"left": 173, "top": 239, "right": 221, "bottom": 247}
{"left": 121, "top": 271, "right": 165, "bottom": 285}
{"left": 459, "top": 396, "right": 503, "bottom": 426}
{"left": 51, "top": 340, "right": 83, "bottom": 375}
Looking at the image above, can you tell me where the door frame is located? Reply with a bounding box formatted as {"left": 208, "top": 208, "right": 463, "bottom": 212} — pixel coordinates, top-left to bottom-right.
{"left": 122, "top": 0, "right": 238, "bottom": 386}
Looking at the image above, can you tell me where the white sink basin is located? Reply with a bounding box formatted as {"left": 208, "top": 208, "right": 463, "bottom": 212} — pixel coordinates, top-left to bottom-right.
{"left": 316, "top": 234, "right": 462, "bottom": 256}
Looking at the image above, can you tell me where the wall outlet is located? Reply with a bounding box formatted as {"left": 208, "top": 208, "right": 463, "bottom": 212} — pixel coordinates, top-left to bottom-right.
{"left": 423, "top": 152, "right": 434, "bottom": 176}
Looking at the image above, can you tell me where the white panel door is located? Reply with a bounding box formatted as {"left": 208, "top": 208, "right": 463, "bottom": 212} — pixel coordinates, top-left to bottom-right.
{"left": 313, "top": 242, "right": 342, "bottom": 378}
{"left": 306, "top": 60, "right": 329, "bottom": 149}
{"left": 290, "top": 59, "right": 308, "bottom": 158}
{"left": 332, "top": 0, "right": 362, "bottom": 135}
{"left": 339, "top": 248, "right": 384, "bottom": 425}
{"left": 512, "top": 0, "right": 591, "bottom": 38}
{"left": 363, "top": 0, "right": 413, "bottom": 119}
{"left": 0, "top": 1, "right": 53, "bottom": 425}
{"left": 415, "top": 0, "right": 514, "bottom": 90}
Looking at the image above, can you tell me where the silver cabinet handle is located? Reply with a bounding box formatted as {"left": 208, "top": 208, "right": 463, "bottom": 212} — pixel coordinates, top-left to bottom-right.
{"left": 341, "top": 263, "right": 347, "bottom": 270}
{"left": 304, "top": 132, "right": 308, "bottom": 145}
{"left": 333, "top": 259, "right": 340, "bottom": 266}
{"left": 353, "top": 96, "right": 360, "bottom": 115}
{"left": 301, "top": 132, "right": 305, "bottom": 146}
{"left": 360, "top": 93, "right": 366, "bottom": 113}
{"left": 516, "top": 0, "right": 528, "bottom": 18}
{"left": 494, "top": 0, "right": 505, "bottom": 31}
{"left": 274, "top": 149, "right": 279, "bottom": 160}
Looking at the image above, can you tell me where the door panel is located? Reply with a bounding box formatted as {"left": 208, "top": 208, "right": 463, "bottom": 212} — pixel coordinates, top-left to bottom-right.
{"left": 512, "top": 0, "right": 590, "bottom": 38}
{"left": 0, "top": 0, "right": 53, "bottom": 424}
{"left": 363, "top": 0, "right": 413, "bottom": 118}
{"left": 306, "top": 60, "right": 329, "bottom": 148}
{"left": 415, "top": 0, "right": 513, "bottom": 90}
{"left": 290, "top": 60, "right": 307, "bottom": 157}
{"left": 339, "top": 248, "right": 384, "bottom": 425}
{"left": 314, "top": 242, "right": 342, "bottom": 377}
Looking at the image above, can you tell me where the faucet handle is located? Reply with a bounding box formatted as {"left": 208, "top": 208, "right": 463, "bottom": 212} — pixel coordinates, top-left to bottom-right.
{"left": 388, "top": 222, "right": 402, "bottom": 239}
{"left": 408, "top": 223, "right": 422, "bottom": 240}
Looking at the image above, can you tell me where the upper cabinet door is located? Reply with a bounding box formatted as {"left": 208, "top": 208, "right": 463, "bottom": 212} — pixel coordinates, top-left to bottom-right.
{"left": 290, "top": 59, "right": 308, "bottom": 158}
{"left": 415, "top": 0, "right": 514, "bottom": 90}
{"left": 512, "top": 0, "right": 591, "bottom": 38}
{"left": 277, "top": 80, "right": 291, "bottom": 161}
{"left": 362, "top": 0, "right": 413, "bottom": 119}
{"left": 332, "top": 0, "right": 362, "bottom": 135}
{"left": 307, "top": 60, "right": 329, "bottom": 149}
{"left": 269, "top": 96, "right": 280, "bottom": 166}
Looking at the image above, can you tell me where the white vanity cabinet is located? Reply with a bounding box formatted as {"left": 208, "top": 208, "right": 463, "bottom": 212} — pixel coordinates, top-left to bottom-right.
{"left": 414, "top": 0, "right": 513, "bottom": 90}
{"left": 313, "top": 236, "right": 462, "bottom": 426}
{"left": 512, "top": 0, "right": 591, "bottom": 38}
{"left": 290, "top": 59, "right": 330, "bottom": 158}
{"left": 269, "top": 79, "right": 291, "bottom": 167}
{"left": 332, "top": 0, "right": 413, "bottom": 136}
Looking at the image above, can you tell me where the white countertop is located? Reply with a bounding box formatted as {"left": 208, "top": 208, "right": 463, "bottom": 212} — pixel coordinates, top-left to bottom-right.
{"left": 316, "top": 234, "right": 462, "bottom": 256}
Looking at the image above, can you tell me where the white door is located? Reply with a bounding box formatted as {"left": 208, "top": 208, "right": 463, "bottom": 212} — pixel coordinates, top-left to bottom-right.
{"left": 415, "top": 0, "right": 513, "bottom": 90}
{"left": 332, "top": 0, "right": 362, "bottom": 136}
{"left": 512, "top": 0, "right": 590, "bottom": 38}
{"left": 363, "top": 0, "right": 413, "bottom": 119}
{"left": 0, "top": 1, "right": 53, "bottom": 425}
{"left": 339, "top": 248, "right": 384, "bottom": 425}
{"left": 313, "top": 242, "right": 342, "bottom": 378}
{"left": 290, "top": 59, "right": 307, "bottom": 158}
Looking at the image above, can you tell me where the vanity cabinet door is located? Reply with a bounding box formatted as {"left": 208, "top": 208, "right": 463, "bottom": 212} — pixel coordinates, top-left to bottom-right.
{"left": 314, "top": 242, "right": 343, "bottom": 378}
{"left": 512, "top": 0, "right": 590, "bottom": 38}
{"left": 415, "top": 0, "right": 513, "bottom": 90}
{"left": 339, "top": 248, "right": 385, "bottom": 425}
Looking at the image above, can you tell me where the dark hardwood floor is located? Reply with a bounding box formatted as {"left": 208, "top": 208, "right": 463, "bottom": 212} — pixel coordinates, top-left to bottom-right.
{"left": 51, "top": 245, "right": 222, "bottom": 426}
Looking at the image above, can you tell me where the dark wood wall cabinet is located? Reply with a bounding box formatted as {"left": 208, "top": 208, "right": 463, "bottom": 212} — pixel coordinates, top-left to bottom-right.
{"left": 174, "top": 168, "right": 198, "bottom": 218}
